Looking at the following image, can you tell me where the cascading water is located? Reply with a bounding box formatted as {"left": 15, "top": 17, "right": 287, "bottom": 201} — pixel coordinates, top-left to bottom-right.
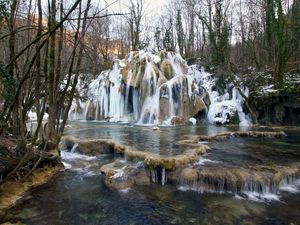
{"left": 188, "top": 65, "right": 252, "bottom": 126}
{"left": 68, "top": 50, "right": 252, "bottom": 126}
{"left": 138, "top": 59, "right": 160, "bottom": 124}
{"left": 150, "top": 167, "right": 167, "bottom": 185}
{"left": 177, "top": 166, "right": 300, "bottom": 201}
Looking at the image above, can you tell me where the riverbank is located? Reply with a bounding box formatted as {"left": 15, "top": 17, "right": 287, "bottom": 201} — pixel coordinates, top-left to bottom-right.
{"left": 0, "top": 164, "right": 63, "bottom": 217}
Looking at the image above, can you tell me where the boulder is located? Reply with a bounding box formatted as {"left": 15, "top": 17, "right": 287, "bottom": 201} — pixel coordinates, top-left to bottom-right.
{"left": 182, "top": 95, "right": 206, "bottom": 122}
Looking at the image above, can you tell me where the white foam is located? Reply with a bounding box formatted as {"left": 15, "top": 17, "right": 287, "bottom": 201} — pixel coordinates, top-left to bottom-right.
{"left": 194, "top": 158, "right": 220, "bottom": 165}
{"left": 61, "top": 151, "right": 97, "bottom": 161}
{"left": 279, "top": 185, "right": 299, "bottom": 193}
{"left": 119, "top": 188, "right": 131, "bottom": 193}
{"left": 241, "top": 191, "right": 281, "bottom": 202}
{"left": 198, "top": 141, "right": 209, "bottom": 144}
{"left": 177, "top": 185, "right": 198, "bottom": 192}
{"left": 112, "top": 167, "right": 126, "bottom": 179}
{"left": 62, "top": 161, "right": 72, "bottom": 169}
{"left": 83, "top": 171, "right": 98, "bottom": 177}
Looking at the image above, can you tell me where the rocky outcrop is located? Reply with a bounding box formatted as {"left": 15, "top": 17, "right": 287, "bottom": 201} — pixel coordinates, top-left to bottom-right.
{"left": 251, "top": 91, "right": 300, "bottom": 125}
{"left": 182, "top": 95, "right": 207, "bottom": 121}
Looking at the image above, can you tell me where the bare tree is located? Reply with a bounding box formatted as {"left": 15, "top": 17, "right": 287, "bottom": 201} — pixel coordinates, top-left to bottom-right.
{"left": 127, "top": 0, "right": 144, "bottom": 51}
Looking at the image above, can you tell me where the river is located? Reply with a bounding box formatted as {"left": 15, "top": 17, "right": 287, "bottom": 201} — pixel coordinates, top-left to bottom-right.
{"left": 1, "top": 122, "right": 300, "bottom": 225}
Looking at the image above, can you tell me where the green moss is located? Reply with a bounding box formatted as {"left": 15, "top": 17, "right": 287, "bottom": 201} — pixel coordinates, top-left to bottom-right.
{"left": 162, "top": 62, "right": 174, "bottom": 80}
{"left": 144, "top": 157, "right": 177, "bottom": 170}
{"left": 159, "top": 51, "right": 165, "bottom": 62}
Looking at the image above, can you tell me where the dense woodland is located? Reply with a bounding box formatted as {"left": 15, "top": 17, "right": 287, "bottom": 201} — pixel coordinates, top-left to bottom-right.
{"left": 0, "top": 0, "right": 299, "bottom": 182}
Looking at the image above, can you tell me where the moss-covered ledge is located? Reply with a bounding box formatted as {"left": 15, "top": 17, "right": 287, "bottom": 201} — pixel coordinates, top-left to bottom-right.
{"left": 125, "top": 145, "right": 209, "bottom": 171}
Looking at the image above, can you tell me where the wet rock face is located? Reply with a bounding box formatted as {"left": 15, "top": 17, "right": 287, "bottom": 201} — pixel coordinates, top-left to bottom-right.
{"left": 252, "top": 93, "right": 300, "bottom": 125}
{"left": 182, "top": 95, "right": 207, "bottom": 122}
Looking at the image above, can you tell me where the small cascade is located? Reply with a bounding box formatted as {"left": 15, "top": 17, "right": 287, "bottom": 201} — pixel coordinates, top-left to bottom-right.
{"left": 167, "top": 82, "right": 175, "bottom": 117}
{"left": 138, "top": 60, "right": 160, "bottom": 124}
{"left": 108, "top": 63, "right": 125, "bottom": 121}
{"left": 178, "top": 167, "right": 300, "bottom": 197}
{"left": 150, "top": 167, "right": 167, "bottom": 185}
{"left": 68, "top": 51, "right": 251, "bottom": 126}
{"left": 132, "top": 88, "right": 140, "bottom": 120}
{"left": 70, "top": 143, "right": 79, "bottom": 153}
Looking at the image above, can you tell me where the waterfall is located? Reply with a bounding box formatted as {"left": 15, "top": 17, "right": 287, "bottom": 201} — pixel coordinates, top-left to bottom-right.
{"left": 167, "top": 82, "right": 175, "bottom": 117}
{"left": 133, "top": 89, "right": 140, "bottom": 120}
{"left": 150, "top": 167, "right": 167, "bottom": 185}
{"left": 68, "top": 51, "right": 252, "bottom": 126}
{"left": 124, "top": 70, "right": 133, "bottom": 115}
{"left": 138, "top": 60, "right": 160, "bottom": 124}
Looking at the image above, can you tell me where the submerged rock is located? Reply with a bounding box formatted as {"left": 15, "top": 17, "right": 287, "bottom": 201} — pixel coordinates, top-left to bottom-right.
{"left": 100, "top": 161, "right": 150, "bottom": 190}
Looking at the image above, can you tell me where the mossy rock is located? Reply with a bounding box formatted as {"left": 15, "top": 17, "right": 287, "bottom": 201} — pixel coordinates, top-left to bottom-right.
{"left": 161, "top": 60, "right": 174, "bottom": 80}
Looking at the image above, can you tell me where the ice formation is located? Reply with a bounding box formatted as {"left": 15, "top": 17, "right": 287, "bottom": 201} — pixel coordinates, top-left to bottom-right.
{"left": 68, "top": 50, "right": 252, "bottom": 126}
